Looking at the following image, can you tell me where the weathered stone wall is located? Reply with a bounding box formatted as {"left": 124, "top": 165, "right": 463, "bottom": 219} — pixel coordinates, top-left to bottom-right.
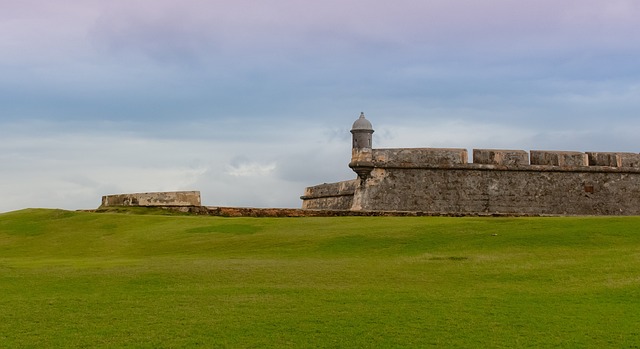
{"left": 473, "top": 149, "right": 529, "bottom": 166}
{"left": 372, "top": 148, "right": 467, "bottom": 166}
{"left": 101, "top": 191, "right": 201, "bottom": 207}
{"left": 530, "top": 150, "right": 588, "bottom": 166}
{"left": 301, "top": 180, "right": 357, "bottom": 210}
{"left": 302, "top": 147, "right": 640, "bottom": 215}
{"left": 352, "top": 166, "right": 640, "bottom": 215}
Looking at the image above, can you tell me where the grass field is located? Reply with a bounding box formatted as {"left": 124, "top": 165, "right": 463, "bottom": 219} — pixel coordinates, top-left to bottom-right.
{"left": 1, "top": 208, "right": 640, "bottom": 348}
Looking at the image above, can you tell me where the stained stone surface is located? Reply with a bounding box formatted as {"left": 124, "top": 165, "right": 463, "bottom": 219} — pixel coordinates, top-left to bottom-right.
{"left": 473, "top": 149, "right": 529, "bottom": 166}
{"left": 102, "top": 191, "right": 201, "bottom": 207}
{"left": 530, "top": 150, "right": 588, "bottom": 166}
{"left": 302, "top": 147, "right": 640, "bottom": 215}
{"left": 372, "top": 148, "right": 468, "bottom": 166}
{"left": 302, "top": 113, "right": 640, "bottom": 215}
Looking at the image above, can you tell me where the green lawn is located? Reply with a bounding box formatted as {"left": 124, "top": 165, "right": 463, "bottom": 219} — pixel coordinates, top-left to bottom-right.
{"left": 1, "top": 209, "right": 640, "bottom": 348}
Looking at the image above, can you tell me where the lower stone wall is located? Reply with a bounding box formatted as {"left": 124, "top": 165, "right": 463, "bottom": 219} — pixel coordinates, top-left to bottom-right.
{"left": 93, "top": 205, "right": 537, "bottom": 217}
{"left": 352, "top": 167, "right": 640, "bottom": 215}
{"left": 300, "top": 180, "right": 358, "bottom": 210}
{"left": 101, "top": 191, "right": 201, "bottom": 207}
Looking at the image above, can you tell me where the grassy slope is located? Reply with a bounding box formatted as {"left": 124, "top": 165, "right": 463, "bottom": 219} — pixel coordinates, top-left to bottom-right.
{"left": 1, "top": 209, "right": 640, "bottom": 348}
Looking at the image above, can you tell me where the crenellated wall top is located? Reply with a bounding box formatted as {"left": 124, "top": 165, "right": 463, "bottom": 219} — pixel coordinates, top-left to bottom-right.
{"left": 367, "top": 148, "right": 640, "bottom": 170}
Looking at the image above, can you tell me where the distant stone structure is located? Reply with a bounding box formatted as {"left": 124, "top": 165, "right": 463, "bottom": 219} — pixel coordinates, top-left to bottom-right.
{"left": 301, "top": 113, "right": 640, "bottom": 215}
{"left": 101, "top": 191, "right": 201, "bottom": 207}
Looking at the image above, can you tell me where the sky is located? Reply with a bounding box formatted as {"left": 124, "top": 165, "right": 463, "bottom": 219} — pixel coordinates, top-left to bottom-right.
{"left": 1, "top": 0, "right": 640, "bottom": 212}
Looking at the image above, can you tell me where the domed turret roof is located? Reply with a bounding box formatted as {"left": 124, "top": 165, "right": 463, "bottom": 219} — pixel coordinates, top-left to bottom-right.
{"left": 351, "top": 112, "right": 373, "bottom": 131}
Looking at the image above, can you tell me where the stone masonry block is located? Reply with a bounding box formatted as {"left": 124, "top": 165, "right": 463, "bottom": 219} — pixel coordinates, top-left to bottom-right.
{"left": 530, "top": 150, "right": 588, "bottom": 166}
{"left": 102, "top": 191, "right": 201, "bottom": 207}
{"left": 473, "top": 149, "right": 529, "bottom": 166}
{"left": 617, "top": 153, "right": 640, "bottom": 168}
{"left": 373, "top": 148, "right": 467, "bottom": 166}
{"left": 302, "top": 180, "right": 357, "bottom": 198}
{"left": 587, "top": 152, "right": 620, "bottom": 167}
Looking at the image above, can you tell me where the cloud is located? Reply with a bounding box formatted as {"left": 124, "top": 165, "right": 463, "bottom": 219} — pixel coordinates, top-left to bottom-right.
{"left": 226, "top": 160, "right": 276, "bottom": 177}
{"left": 3, "top": 0, "right": 639, "bottom": 125}
{"left": 1, "top": 0, "right": 640, "bottom": 212}
{"left": 0, "top": 119, "right": 349, "bottom": 212}
{"left": 2, "top": 107, "right": 639, "bottom": 213}
{"left": 4, "top": 0, "right": 640, "bottom": 65}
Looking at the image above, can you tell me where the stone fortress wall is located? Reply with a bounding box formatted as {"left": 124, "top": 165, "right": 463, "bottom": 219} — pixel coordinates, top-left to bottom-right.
{"left": 301, "top": 114, "right": 640, "bottom": 215}
{"left": 101, "top": 191, "right": 201, "bottom": 207}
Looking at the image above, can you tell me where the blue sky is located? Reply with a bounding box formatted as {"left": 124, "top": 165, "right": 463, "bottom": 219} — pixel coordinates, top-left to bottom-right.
{"left": 1, "top": 0, "right": 640, "bottom": 212}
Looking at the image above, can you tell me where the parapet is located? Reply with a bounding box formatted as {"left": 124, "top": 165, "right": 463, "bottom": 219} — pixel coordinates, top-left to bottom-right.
{"left": 618, "top": 153, "right": 640, "bottom": 168}
{"left": 101, "top": 191, "right": 201, "bottom": 207}
{"left": 588, "top": 152, "right": 640, "bottom": 167}
{"left": 372, "top": 148, "right": 468, "bottom": 167}
{"left": 366, "top": 148, "right": 640, "bottom": 169}
{"left": 528, "top": 151, "right": 640, "bottom": 168}
{"left": 301, "top": 180, "right": 357, "bottom": 199}
{"left": 473, "top": 149, "right": 529, "bottom": 166}
{"left": 300, "top": 180, "right": 358, "bottom": 210}
{"left": 586, "top": 152, "right": 621, "bottom": 167}
{"left": 530, "top": 151, "right": 588, "bottom": 166}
